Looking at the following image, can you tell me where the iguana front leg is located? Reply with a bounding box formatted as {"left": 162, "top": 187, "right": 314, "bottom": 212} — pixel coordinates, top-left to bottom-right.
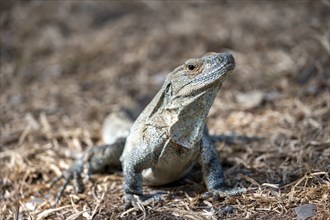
{"left": 122, "top": 147, "right": 158, "bottom": 209}
{"left": 122, "top": 160, "right": 145, "bottom": 209}
{"left": 121, "top": 135, "right": 166, "bottom": 209}
{"left": 199, "top": 136, "right": 246, "bottom": 200}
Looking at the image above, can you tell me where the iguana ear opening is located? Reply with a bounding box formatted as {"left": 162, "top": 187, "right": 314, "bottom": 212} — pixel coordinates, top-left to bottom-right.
{"left": 164, "top": 82, "right": 173, "bottom": 100}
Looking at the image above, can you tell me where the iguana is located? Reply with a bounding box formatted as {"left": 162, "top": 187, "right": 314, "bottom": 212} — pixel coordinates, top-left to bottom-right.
{"left": 51, "top": 52, "right": 245, "bottom": 208}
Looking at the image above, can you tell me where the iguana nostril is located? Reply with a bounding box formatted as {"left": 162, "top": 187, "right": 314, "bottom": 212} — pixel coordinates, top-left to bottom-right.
{"left": 226, "top": 53, "right": 235, "bottom": 65}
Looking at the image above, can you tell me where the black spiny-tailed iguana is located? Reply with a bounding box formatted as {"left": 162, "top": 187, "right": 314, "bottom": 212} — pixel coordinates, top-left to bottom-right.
{"left": 51, "top": 52, "right": 246, "bottom": 208}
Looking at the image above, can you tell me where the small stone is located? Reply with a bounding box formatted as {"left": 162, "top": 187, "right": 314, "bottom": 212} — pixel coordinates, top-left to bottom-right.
{"left": 235, "top": 91, "right": 264, "bottom": 109}
{"left": 294, "top": 203, "right": 317, "bottom": 220}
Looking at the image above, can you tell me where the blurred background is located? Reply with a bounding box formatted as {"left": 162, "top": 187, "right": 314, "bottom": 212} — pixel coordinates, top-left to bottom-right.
{"left": 1, "top": 1, "right": 329, "bottom": 219}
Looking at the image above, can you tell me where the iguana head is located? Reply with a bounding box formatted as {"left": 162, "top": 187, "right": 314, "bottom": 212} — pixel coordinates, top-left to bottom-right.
{"left": 167, "top": 52, "right": 235, "bottom": 98}
{"left": 164, "top": 52, "right": 235, "bottom": 148}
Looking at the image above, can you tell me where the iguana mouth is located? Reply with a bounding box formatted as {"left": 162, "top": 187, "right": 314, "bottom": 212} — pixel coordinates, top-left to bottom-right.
{"left": 192, "top": 52, "right": 235, "bottom": 85}
{"left": 226, "top": 63, "right": 235, "bottom": 71}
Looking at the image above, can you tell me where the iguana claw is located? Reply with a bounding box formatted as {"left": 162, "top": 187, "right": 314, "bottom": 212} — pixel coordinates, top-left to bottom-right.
{"left": 50, "top": 160, "right": 85, "bottom": 205}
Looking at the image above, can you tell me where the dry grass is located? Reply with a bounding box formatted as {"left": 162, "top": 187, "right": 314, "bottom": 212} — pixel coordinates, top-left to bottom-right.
{"left": 1, "top": 1, "right": 329, "bottom": 219}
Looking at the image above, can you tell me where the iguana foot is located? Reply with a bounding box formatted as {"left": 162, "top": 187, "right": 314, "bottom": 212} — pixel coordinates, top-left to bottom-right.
{"left": 124, "top": 193, "right": 163, "bottom": 210}
{"left": 203, "top": 187, "right": 246, "bottom": 201}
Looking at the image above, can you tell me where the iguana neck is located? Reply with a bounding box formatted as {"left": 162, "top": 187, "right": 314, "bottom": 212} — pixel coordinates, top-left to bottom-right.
{"left": 143, "top": 78, "right": 220, "bottom": 148}
{"left": 167, "top": 85, "right": 220, "bottom": 148}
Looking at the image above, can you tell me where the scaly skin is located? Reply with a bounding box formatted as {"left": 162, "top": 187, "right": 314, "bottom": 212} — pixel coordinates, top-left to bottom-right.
{"left": 51, "top": 52, "right": 246, "bottom": 208}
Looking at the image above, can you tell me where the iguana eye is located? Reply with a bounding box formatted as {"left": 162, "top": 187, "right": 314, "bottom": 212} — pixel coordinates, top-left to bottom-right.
{"left": 184, "top": 59, "right": 202, "bottom": 74}
{"left": 187, "top": 64, "right": 196, "bottom": 71}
